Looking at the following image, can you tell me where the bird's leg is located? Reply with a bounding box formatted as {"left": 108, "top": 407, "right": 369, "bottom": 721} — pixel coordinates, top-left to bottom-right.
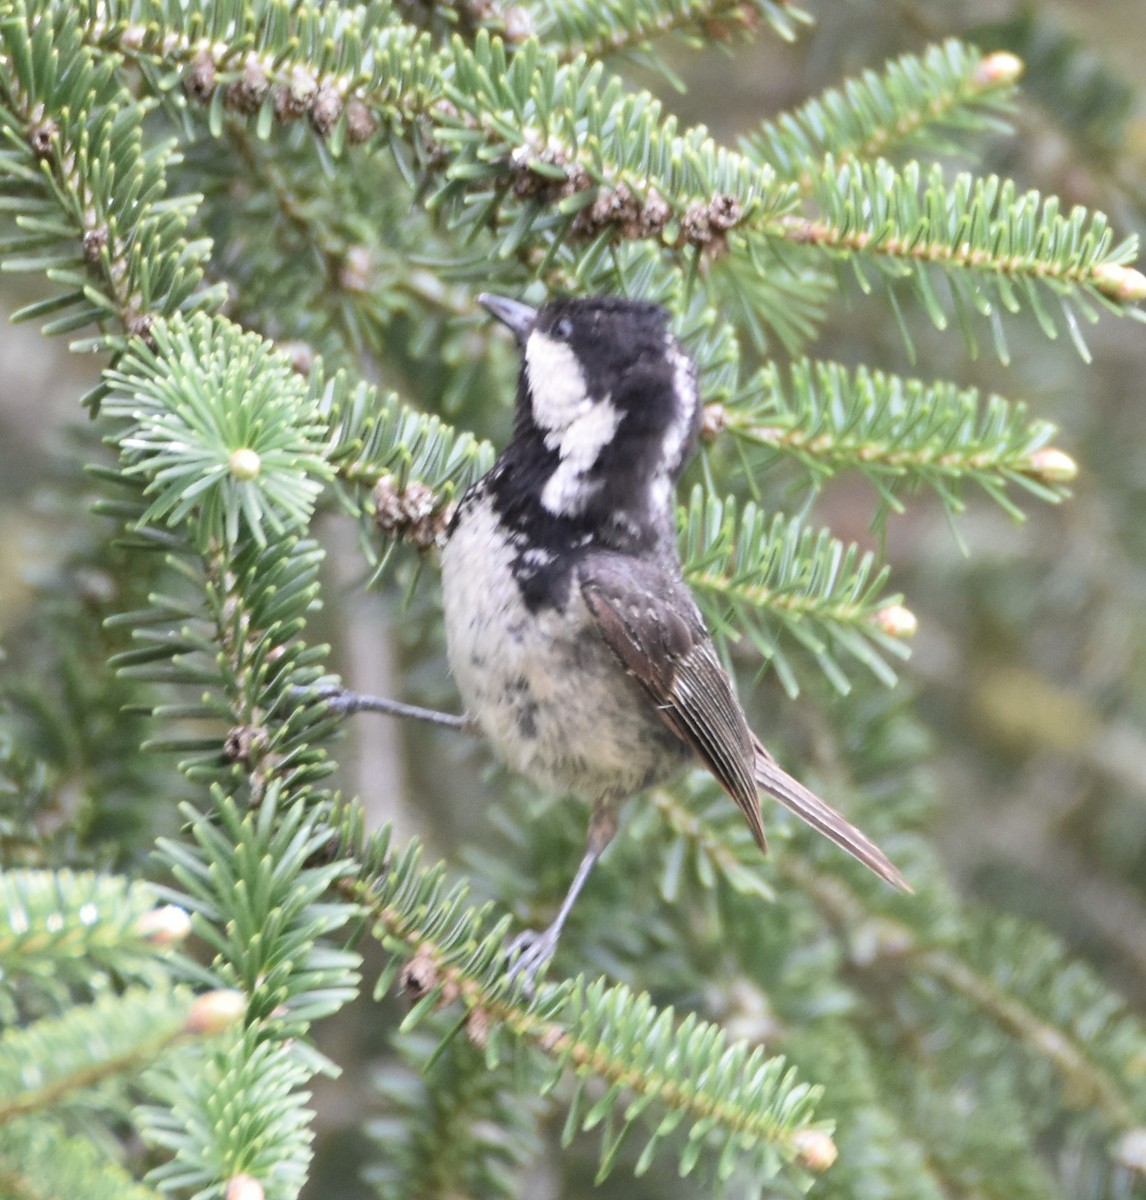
{"left": 505, "top": 802, "right": 618, "bottom": 990}
{"left": 299, "top": 684, "right": 474, "bottom": 732}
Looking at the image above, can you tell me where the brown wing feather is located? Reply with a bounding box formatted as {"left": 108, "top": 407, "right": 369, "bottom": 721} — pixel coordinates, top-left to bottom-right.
{"left": 580, "top": 556, "right": 768, "bottom": 851}
{"left": 579, "top": 553, "right": 910, "bottom": 891}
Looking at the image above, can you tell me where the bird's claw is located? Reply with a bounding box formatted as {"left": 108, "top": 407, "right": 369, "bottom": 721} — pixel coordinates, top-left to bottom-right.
{"left": 504, "top": 926, "right": 558, "bottom": 993}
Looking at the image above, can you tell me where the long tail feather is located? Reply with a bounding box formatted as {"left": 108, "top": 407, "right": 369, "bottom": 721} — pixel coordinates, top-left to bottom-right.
{"left": 752, "top": 739, "right": 911, "bottom": 892}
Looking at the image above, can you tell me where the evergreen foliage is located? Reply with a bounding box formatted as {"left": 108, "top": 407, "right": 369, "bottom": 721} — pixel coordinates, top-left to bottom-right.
{"left": 0, "top": 0, "right": 1143, "bottom": 1197}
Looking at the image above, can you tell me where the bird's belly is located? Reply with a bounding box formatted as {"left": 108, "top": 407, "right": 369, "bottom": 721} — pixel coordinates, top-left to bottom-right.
{"left": 441, "top": 501, "right": 688, "bottom": 801}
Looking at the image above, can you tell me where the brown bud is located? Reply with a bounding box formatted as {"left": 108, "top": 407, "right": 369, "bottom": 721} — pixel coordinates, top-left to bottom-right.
{"left": 972, "top": 51, "right": 1024, "bottom": 88}
{"left": 287, "top": 64, "right": 318, "bottom": 110}
{"left": 184, "top": 989, "right": 246, "bottom": 1035}
{"left": 345, "top": 97, "right": 378, "bottom": 145}
{"left": 226, "top": 54, "right": 270, "bottom": 115}
{"left": 309, "top": 83, "right": 343, "bottom": 137}
{"left": 274, "top": 65, "right": 318, "bottom": 122}
{"left": 872, "top": 603, "right": 918, "bottom": 639}
{"left": 849, "top": 917, "right": 914, "bottom": 967}
{"left": 338, "top": 245, "right": 373, "bottom": 294}
{"left": 73, "top": 566, "right": 116, "bottom": 607}
{"left": 279, "top": 340, "right": 315, "bottom": 376}
{"left": 185, "top": 52, "right": 217, "bottom": 103}
{"left": 134, "top": 904, "right": 192, "bottom": 946}
{"left": 707, "top": 194, "right": 742, "bottom": 232}
{"left": 373, "top": 475, "right": 448, "bottom": 548}
{"left": 28, "top": 118, "right": 58, "bottom": 159}
{"left": 699, "top": 403, "right": 728, "bottom": 442}
{"left": 503, "top": 7, "right": 535, "bottom": 41}
{"left": 792, "top": 1128, "right": 838, "bottom": 1172}
{"left": 82, "top": 227, "right": 109, "bottom": 262}
{"left": 228, "top": 449, "right": 262, "bottom": 481}
{"left": 125, "top": 311, "right": 156, "bottom": 348}
{"left": 401, "top": 948, "right": 439, "bottom": 1000}
{"left": 223, "top": 723, "right": 265, "bottom": 764}
{"left": 465, "top": 1005, "right": 491, "bottom": 1049}
{"left": 639, "top": 187, "right": 671, "bottom": 237}
{"left": 225, "top": 1174, "right": 265, "bottom": 1200}
{"left": 1028, "top": 447, "right": 1078, "bottom": 484}
{"left": 1092, "top": 262, "right": 1146, "bottom": 303}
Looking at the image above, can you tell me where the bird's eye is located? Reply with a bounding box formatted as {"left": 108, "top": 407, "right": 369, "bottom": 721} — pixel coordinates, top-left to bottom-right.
{"left": 554, "top": 316, "right": 574, "bottom": 339}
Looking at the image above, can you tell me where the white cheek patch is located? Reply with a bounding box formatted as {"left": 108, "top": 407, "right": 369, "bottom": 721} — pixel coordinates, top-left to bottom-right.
{"left": 526, "top": 328, "right": 624, "bottom": 515}
{"left": 525, "top": 331, "right": 590, "bottom": 435}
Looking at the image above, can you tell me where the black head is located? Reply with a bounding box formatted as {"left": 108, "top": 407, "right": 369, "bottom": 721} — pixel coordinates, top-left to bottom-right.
{"left": 479, "top": 294, "right": 701, "bottom": 536}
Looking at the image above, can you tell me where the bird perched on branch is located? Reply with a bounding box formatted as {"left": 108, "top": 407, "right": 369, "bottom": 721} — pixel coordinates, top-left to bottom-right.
{"left": 434, "top": 293, "right": 909, "bottom": 985}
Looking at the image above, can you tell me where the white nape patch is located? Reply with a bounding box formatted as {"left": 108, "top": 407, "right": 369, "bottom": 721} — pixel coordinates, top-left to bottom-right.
{"left": 663, "top": 334, "right": 698, "bottom": 475}
{"left": 526, "top": 329, "right": 622, "bottom": 516}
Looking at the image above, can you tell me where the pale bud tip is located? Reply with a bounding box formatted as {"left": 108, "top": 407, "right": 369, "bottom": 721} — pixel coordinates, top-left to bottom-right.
{"left": 1028, "top": 447, "right": 1078, "bottom": 484}
{"left": 973, "top": 51, "right": 1024, "bottom": 87}
{"left": 1092, "top": 262, "right": 1146, "bottom": 303}
{"left": 699, "top": 403, "right": 728, "bottom": 442}
{"left": 184, "top": 989, "right": 246, "bottom": 1036}
{"left": 225, "top": 1174, "right": 266, "bottom": 1200}
{"left": 793, "top": 1128, "right": 838, "bottom": 1172}
{"left": 134, "top": 904, "right": 192, "bottom": 946}
{"left": 872, "top": 603, "right": 918, "bottom": 639}
{"left": 228, "top": 448, "right": 262, "bottom": 480}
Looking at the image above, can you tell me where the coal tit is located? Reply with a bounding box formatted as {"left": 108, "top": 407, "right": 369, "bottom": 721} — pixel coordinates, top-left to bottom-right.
{"left": 439, "top": 294, "right": 909, "bottom": 983}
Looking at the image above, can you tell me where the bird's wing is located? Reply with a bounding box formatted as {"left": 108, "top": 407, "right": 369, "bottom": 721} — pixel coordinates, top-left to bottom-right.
{"left": 579, "top": 553, "right": 909, "bottom": 890}
{"left": 579, "top": 553, "right": 767, "bottom": 850}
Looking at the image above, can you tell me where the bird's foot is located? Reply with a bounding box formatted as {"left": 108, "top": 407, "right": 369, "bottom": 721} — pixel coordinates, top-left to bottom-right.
{"left": 291, "top": 683, "right": 472, "bottom": 730}
{"left": 296, "top": 684, "right": 360, "bottom": 715}
{"left": 504, "top": 926, "right": 559, "bottom": 993}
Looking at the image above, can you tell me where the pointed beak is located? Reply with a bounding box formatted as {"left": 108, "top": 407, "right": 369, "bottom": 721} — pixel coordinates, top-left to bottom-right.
{"left": 478, "top": 293, "right": 536, "bottom": 342}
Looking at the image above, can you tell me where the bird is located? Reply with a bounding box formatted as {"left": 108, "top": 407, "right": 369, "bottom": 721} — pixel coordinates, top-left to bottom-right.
{"left": 434, "top": 292, "right": 910, "bottom": 985}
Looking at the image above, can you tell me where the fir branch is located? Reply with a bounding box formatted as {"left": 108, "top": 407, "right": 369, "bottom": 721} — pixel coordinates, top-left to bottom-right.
{"left": 0, "top": 986, "right": 238, "bottom": 1120}
{"left": 102, "top": 316, "right": 333, "bottom": 549}
{"left": 139, "top": 1028, "right": 317, "bottom": 1198}
{"left": 744, "top": 39, "right": 1020, "bottom": 185}
{"left": 73, "top": 3, "right": 1146, "bottom": 357}
{"left": 107, "top": 531, "right": 337, "bottom": 802}
{"left": 0, "top": 1117, "right": 163, "bottom": 1200}
{"left": 336, "top": 822, "right": 831, "bottom": 1185}
{"left": 781, "top": 159, "right": 1144, "bottom": 357}
{"left": 925, "top": 912, "right": 1146, "bottom": 1127}
{"left": 157, "top": 789, "right": 361, "bottom": 1031}
{"left": 220, "top": 121, "right": 378, "bottom": 359}
{"left": 643, "top": 783, "right": 775, "bottom": 902}
{"left": 918, "top": 947, "right": 1134, "bottom": 1127}
{"left": 0, "top": 871, "right": 185, "bottom": 992}
{"left": 0, "top": 0, "right": 222, "bottom": 347}
{"left": 76, "top": 0, "right": 435, "bottom": 149}
{"left": 322, "top": 367, "right": 494, "bottom": 551}
{"left": 714, "top": 358, "right": 1074, "bottom": 517}
{"left": 368, "top": 1028, "right": 543, "bottom": 1200}
{"left": 679, "top": 486, "right": 912, "bottom": 696}
{"left": 534, "top": 0, "right": 812, "bottom": 62}
{"left": 788, "top": 858, "right": 1143, "bottom": 1133}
